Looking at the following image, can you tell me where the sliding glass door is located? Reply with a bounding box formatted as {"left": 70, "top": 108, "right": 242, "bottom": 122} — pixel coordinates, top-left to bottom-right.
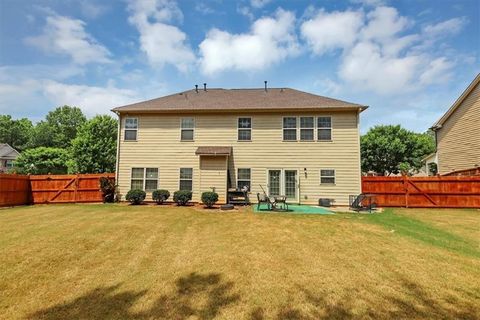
{"left": 267, "top": 169, "right": 298, "bottom": 202}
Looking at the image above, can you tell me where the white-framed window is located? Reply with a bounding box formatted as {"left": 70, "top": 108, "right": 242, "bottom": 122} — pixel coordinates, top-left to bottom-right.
{"left": 320, "top": 169, "right": 335, "bottom": 184}
{"left": 318, "top": 117, "right": 332, "bottom": 141}
{"left": 179, "top": 168, "right": 193, "bottom": 191}
{"left": 300, "top": 117, "right": 314, "bottom": 141}
{"left": 5, "top": 160, "right": 14, "bottom": 168}
{"left": 237, "top": 168, "right": 251, "bottom": 191}
{"left": 238, "top": 117, "right": 252, "bottom": 141}
{"left": 181, "top": 118, "right": 194, "bottom": 141}
{"left": 124, "top": 118, "right": 138, "bottom": 141}
{"left": 283, "top": 117, "right": 297, "bottom": 141}
{"left": 131, "top": 168, "right": 158, "bottom": 190}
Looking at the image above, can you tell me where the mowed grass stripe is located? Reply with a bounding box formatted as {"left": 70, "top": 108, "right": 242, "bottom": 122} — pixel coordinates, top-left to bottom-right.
{"left": 0, "top": 204, "right": 479, "bottom": 319}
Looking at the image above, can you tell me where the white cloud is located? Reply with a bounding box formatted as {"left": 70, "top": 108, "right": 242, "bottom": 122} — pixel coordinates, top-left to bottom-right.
{"left": 43, "top": 81, "right": 140, "bottom": 116}
{"left": 127, "top": 0, "right": 195, "bottom": 71}
{"left": 251, "top": 0, "right": 272, "bottom": 9}
{"left": 419, "top": 57, "right": 454, "bottom": 85}
{"left": 80, "top": 1, "right": 108, "bottom": 19}
{"left": 350, "top": 0, "right": 386, "bottom": 6}
{"left": 423, "top": 17, "right": 467, "bottom": 38}
{"left": 237, "top": 6, "right": 254, "bottom": 21}
{"left": 301, "top": 5, "right": 466, "bottom": 95}
{"left": 199, "top": 9, "right": 299, "bottom": 74}
{"left": 301, "top": 9, "right": 364, "bottom": 54}
{"left": 195, "top": 3, "right": 214, "bottom": 15}
{"left": 25, "top": 14, "right": 111, "bottom": 64}
{"left": 361, "top": 6, "right": 411, "bottom": 41}
{"left": 339, "top": 41, "right": 421, "bottom": 94}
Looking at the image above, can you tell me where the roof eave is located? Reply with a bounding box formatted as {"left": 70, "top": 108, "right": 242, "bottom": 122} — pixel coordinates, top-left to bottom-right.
{"left": 111, "top": 106, "right": 367, "bottom": 114}
{"left": 431, "top": 73, "right": 480, "bottom": 129}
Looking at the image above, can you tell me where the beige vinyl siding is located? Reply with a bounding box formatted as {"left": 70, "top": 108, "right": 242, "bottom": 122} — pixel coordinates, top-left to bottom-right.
{"left": 117, "top": 111, "right": 361, "bottom": 205}
{"left": 199, "top": 156, "right": 228, "bottom": 203}
{"left": 437, "top": 82, "right": 480, "bottom": 174}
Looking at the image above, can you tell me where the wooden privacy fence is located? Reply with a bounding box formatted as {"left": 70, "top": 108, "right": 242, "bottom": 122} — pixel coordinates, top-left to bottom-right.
{"left": 0, "top": 174, "right": 31, "bottom": 207}
{"left": 0, "top": 173, "right": 114, "bottom": 206}
{"left": 362, "top": 176, "right": 480, "bottom": 208}
{"left": 30, "top": 174, "right": 115, "bottom": 204}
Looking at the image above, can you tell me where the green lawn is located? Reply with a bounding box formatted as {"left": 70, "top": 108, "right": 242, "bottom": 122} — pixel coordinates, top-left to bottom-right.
{"left": 0, "top": 204, "right": 479, "bottom": 319}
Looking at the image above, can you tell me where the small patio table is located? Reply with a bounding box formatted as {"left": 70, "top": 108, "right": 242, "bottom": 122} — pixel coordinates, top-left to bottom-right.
{"left": 272, "top": 196, "right": 288, "bottom": 211}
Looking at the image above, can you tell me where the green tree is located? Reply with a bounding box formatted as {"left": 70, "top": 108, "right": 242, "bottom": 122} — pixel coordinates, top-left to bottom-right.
{"left": 0, "top": 115, "right": 33, "bottom": 151}
{"left": 30, "top": 106, "right": 86, "bottom": 148}
{"left": 361, "top": 125, "right": 435, "bottom": 175}
{"left": 70, "top": 115, "right": 117, "bottom": 173}
{"left": 14, "top": 147, "right": 70, "bottom": 174}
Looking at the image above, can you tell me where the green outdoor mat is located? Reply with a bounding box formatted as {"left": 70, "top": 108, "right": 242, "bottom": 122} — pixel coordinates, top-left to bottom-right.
{"left": 253, "top": 204, "right": 333, "bottom": 215}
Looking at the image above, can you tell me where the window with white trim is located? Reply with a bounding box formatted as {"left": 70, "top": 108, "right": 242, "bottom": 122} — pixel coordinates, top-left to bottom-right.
{"left": 317, "top": 117, "right": 332, "bottom": 141}
{"left": 238, "top": 118, "right": 252, "bottom": 141}
{"left": 131, "top": 168, "right": 158, "bottom": 190}
{"left": 300, "top": 117, "right": 314, "bottom": 141}
{"left": 237, "top": 168, "right": 251, "bottom": 191}
{"left": 320, "top": 169, "right": 335, "bottom": 184}
{"left": 181, "top": 118, "right": 194, "bottom": 141}
{"left": 283, "top": 117, "right": 297, "bottom": 141}
{"left": 125, "top": 118, "right": 138, "bottom": 141}
{"left": 179, "top": 168, "right": 193, "bottom": 191}
{"left": 5, "top": 160, "right": 14, "bottom": 168}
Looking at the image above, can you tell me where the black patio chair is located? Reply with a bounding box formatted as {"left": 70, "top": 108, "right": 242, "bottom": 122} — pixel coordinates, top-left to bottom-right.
{"left": 350, "top": 194, "right": 377, "bottom": 213}
{"left": 257, "top": 193, "right": 272, "bottom": 211}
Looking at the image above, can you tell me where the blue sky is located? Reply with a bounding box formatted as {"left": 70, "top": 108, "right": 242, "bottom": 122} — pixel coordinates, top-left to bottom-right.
{"left": 0, "top": 0, "right": 478, "bottom": 132}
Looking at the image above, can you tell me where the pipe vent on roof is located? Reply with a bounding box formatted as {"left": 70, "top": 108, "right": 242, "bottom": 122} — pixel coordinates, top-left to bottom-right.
{"left": 264, "top": 80, "right": 267, "bottom": 92}
{"left": 203, "top": 83, "right": 207, "bottom": 91}
{"left": 195, "top": 84, "right": 198, "bottom": 93}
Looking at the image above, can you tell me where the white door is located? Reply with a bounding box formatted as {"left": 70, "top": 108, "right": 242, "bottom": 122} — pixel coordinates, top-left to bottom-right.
{"left": 267, "top": 169, "right": 299, "bottom": 203}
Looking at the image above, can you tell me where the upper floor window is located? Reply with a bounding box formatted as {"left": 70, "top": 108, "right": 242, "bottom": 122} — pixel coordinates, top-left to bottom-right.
{"left": 318, "top": 117, "right": 332, "bottom": 141}
{"left": 5, "top": 160, "right": 14, "bottom": 168}
{"left": 237, "top": 168, "right": 251, "bottom": 191}
{"left": 131, "top": 167, "right": 158, "bottom": 191}
{"left": 320, "top": 169, "right": 335, "bottom": 184}
{"left": 124, "top": 118, "right": 138, "bottom": 141}
{"left": 179, "top": 168, "right": 193, "bottom": 191}
{"left": 181, "top": 118, "right": 194, "bottom": 141}
{"left": 300, "top": 117, "right": 314, "bottom": 141}
{"left": 283, "top": 117, "right": 297, "bottom": 141}
{"left": 238, "top": 118, "right": 252, "bottom": 141}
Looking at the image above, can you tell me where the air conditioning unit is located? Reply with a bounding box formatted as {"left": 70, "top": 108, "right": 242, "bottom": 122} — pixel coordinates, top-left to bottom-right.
{"left": 319, "top": 198, "right": 332, "bottom": 207}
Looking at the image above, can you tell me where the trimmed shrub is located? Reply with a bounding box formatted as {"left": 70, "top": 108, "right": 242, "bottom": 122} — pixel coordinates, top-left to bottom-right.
{"left": 201, "top": 191, "right": 218, "bottom": 208}
{"left": 152, "top": 189, "right": 170, "bottom": 204}
{"left": 126, "top": 189, "right": 146, "bottom": 205}
{"left": 173, "top": 190, "right": 192, "bottom": 206}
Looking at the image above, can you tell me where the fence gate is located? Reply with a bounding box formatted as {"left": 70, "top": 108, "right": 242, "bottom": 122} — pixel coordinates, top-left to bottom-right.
{"left": 30, "top": 174, "right": 115, "bottom": 204}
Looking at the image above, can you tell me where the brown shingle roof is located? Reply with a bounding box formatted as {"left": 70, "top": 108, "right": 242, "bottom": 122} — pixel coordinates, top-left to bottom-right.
{"left": 195, "top": 146, "right": 232, "bottom": 156}
{"left": 112, "top": 88, "right": 367, "bottom": 113}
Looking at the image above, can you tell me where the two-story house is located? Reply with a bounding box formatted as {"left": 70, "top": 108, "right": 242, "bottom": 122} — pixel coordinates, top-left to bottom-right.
{"left": 431, "top": 73, "right": 480, "bottom": 175}
{"left": 112, "top": 86, "right": 367, "bottom": 205}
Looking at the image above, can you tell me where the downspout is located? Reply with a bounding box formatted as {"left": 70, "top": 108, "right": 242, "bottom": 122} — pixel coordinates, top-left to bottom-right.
{"left": 357, "top": 108, "right": 362, "bottom": 196}
{"left": 115, "top": 111, "right": 121, "bottom": 187}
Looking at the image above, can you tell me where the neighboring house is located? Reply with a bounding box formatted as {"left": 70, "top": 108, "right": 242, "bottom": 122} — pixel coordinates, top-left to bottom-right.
{"left": 0, "top": 143, "right": 20, "bottom": 173}
{"left": 112, "top": 86, "right": 367, "bottom": 205}
{"left": 431, "top": 73, "right": 480, "bottom": 175}
{"left": 418, "top": 152, "right": 438, "bottom": 176}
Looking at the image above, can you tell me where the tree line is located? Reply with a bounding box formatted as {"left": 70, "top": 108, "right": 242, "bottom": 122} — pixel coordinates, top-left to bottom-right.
{"left": 0, "top": 106, "right": 117, "bottom": 174}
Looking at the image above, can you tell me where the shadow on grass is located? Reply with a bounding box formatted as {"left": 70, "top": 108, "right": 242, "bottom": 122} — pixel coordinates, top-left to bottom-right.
{"left": 28, "top": 272, "right": 239, "bottom": 320}
{"left": 362, "top": 209, "right": 480, "bottom": 258}
{"left": 249, "top": 275, "right": 479, "bottom": 320}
